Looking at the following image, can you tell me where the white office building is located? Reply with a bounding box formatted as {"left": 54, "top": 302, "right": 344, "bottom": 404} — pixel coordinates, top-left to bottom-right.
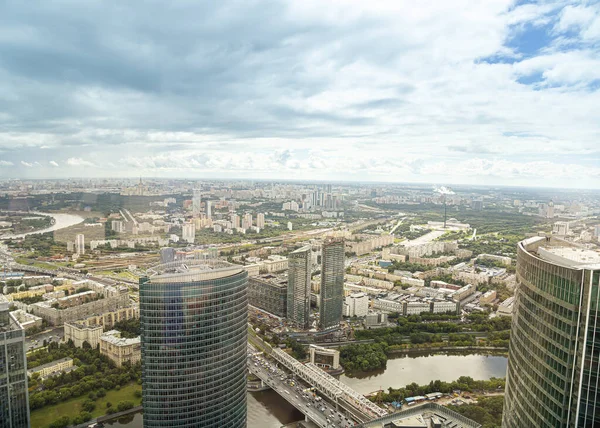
{"left": 75, "top": 234, "right": 85, "bottom": 255}
{"left": 344, "top": 293, "right": 369, "bottom": 317}
{"left": 182, "top": 223, "right": 196, "bottom": 244}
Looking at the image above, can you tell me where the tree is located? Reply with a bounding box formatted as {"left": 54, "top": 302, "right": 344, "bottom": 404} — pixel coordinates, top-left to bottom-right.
{"left": 48, "top": 416, "right": 70, "bottom": 428}
{"left": 117, "top": 400, "right": 134, "bottom": 412}
{"left": 82, "top": 399, "right": 96, "bottom": 412}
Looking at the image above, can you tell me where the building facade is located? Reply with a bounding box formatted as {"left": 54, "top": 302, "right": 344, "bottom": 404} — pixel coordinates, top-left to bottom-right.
{"left": 64, "top": 322, "right": 104, "bottom": 348}
{"left": 320, "top": 239, "right": 345, "bottom": 330}
{"left": 182, "top": 223, "right": 196, "bottom": 244}
{"left": 140, "top": 260, "right": 248, "bottom": 427}
{"left": 27, "top": 357, "right": 73, "bottom": 379}
{"left": 344, "top": 292, "right": 369, "bottom": 317}
{"left": 248, "top": 275, "right": 287, "bottom": 317}
{"left": 100, "top": 330, "right": 141, "bottom": 367}
{"left": 75, "top": 233, "right": 85, "bottom": 255}
{"left": 503, "top": 236, "right": 600, "bottom": 427}
{"left": 287, "top": 246, "right": 312, "bottom": 330}
{"left": 0, "top": 296, "right": 30, "bottom": 428}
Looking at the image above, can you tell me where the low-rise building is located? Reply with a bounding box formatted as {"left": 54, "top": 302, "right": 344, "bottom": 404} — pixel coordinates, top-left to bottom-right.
{"left": 261, "top": 255, "right": 288, "bottom": 273}
{"left": 431, "top": 300, "right": 459, "bottom": 314}
{"left": 451, "top": 284, "right": 476, "bottom": 302}
{"left": 365, "top": 312, "right": 388, "bottom": 328}
{"left": 64, "top": 322, "right": 104, "bottom": 348}
{"left": 476, "top": 254, "right": 512, "bottom": 266}
{"left": 309, "top": 344, "right": 340, "bottom": 370}
{"left": 9, "top": 310, "right": 42, "bottom": 331}
{"left": 77, "top": 306, "right": 139, "bottom": 330}
{"left": 480, "top": 290, "right": 497, "bottom": 305}
{"left": 28, "top": 357, "right": 74, "bottom": 379}
{"left": 248, "top": 274, "right": 287, "bottom": 318}
{"left": 343, "top": 293, "right": 369, "bottom": 317}
{"left": 405, "top": 301, "right": 431, "bottom": 315}
{"left": 497, "top": 296, "right": 516, "bottom": 317}
{"left": 99, "top": 330, "right": 141, "bottom": 367}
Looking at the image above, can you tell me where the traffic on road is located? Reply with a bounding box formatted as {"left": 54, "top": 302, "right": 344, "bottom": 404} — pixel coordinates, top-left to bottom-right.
{"left": 248, "top": 351, "right": 358, "bottom": 428}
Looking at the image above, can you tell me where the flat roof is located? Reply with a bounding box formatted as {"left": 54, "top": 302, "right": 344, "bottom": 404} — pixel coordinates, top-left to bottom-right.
{"left": 146, "top": 259, "right": 244, "bottom": 283}
{"left": 539, "top": 246, "right": 600, "bottom": 268}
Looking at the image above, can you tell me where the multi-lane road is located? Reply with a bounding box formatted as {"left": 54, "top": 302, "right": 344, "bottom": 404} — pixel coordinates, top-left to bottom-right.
{"left": 248, "top": 352, "right": 358, "bottom": 428}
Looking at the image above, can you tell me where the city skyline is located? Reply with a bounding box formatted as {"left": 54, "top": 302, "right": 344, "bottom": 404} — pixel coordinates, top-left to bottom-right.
{"left": 1, "top": 2, "right": 600, "bottom": 188}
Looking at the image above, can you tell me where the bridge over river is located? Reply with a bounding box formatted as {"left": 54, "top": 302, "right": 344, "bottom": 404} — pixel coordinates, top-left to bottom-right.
{"left": 248, "top": 334, "right": 387, "bottom": 426}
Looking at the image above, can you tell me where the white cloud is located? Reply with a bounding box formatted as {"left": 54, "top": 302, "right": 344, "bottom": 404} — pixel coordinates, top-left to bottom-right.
{"left": 66, "top": 158, "right": 96, "bottom": 167}
{"left": 0, "top": 160, "right": 14, "bottom": 166}
{"left": 21, "top": 161, "right": 33, "bottom": 167}
{"left": 49, "top": 160, "right": 59, "bottom": 167}
{"left": 0, "top": 1, "right": 599, "bottom": 188}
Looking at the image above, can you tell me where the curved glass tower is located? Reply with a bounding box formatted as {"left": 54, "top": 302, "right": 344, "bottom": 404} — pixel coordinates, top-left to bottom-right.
{"left": 140, "top": 260, "right": 248, "bottom": 427}
{"left": 503, "top": 236, "right": 600, "bottom": 428}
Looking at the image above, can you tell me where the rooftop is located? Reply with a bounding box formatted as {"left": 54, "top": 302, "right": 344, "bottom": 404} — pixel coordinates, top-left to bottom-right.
{"left": 357, "top": 402, "right": 481, "bottom": 428}
{"left": 538, "top": 246, "right": 600, "bottom": 268}
{"left": 146, "top": 259, "right": 243, "bottom": 283}
{"left": 29, "top": 357, "right": 73, "bottom": 373}
{"left": 101, "top": 330, "right": 140, "bottom": 346}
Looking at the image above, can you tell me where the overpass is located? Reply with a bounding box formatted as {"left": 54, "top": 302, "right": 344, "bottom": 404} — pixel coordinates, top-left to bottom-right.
{"left": 247, "top": 362, "right": 333, "bottom": 428}
{"left": 248, "top": 333, "right": 387, "bottom": 423}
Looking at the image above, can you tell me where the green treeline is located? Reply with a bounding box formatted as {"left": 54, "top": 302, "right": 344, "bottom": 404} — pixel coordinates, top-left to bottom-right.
{"left": 340, "top": 343, "right": 388, "bottom": 372}
{"left": 27, "top": 342, "right": 141, "bottom": 411}
{"left": 113, "top": 318, "right": 141, "bottom": 338}
{"left": 448, "top": 396, "right": 504, "bottom": 428}
{"left": 373, "top": 376, "right": 505, "bottom": 403}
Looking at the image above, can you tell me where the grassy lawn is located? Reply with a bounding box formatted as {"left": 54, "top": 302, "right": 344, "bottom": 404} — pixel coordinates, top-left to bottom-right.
{"left": 30, "top": 383, "right": 142, "bottom": 428}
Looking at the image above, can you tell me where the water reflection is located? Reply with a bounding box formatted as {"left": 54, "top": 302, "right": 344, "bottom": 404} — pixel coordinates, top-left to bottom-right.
{"left": 103, "top": 391, "right": 303, "bottom": 428}
{"left": 102, "top": 354, "right": 507, "bottom": 427}
{"left": 340, "top": 352, "right": 508, "bottom": 394}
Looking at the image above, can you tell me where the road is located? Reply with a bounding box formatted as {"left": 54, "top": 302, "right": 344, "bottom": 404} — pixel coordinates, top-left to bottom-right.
{"left": 388, "top": 217, "right": 406, "bottom": 235}
{"left": 402, "top": 229, "right": 446, "bottom": 247}
{"left": 248, "top": 352, "right": 358, "bottom": 428}
{"left": 26, "top": 326, "right": 64, "bottom": 352}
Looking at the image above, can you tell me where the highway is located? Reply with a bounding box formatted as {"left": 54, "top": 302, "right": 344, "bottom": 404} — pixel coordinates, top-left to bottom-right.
{"left": 248, "top": 352, "right": 359, "bottom": 428}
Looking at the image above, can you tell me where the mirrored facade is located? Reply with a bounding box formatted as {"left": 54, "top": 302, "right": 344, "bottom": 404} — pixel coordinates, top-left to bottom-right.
{"left": 287, "top": 246, "right": 311, "bottom": 330}
{"left": 320, "top": 238, "right": 345, "bottom": 330}
{"left": 140, "top": 261, "right": 248, "bottom": 428}
{"left": 0, "top": 296, "right": 30, "bottom": 428}
{"left": 503, "top": 237, "right": 600, "bottom": 427}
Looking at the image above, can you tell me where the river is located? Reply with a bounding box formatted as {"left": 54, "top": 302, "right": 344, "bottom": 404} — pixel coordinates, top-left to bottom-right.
{"left": 103, "top": 353, "right": 507, "bottom": 427}
{"left": 0, "top": 211, "right": 84, "bottom": 239}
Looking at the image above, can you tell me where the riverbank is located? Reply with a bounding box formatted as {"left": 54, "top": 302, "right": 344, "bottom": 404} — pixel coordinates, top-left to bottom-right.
{"left": 0, "top": 210, "right": 84, "bottom": 239}
{"left": 387, "top": 346, "right": 508, "bottom": 356}
{"left": 340, "top": 353, "right": 508, "bottom": 394}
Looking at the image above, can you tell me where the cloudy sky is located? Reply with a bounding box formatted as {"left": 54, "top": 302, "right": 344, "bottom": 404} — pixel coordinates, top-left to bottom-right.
{"left": 1, "top": 1, "right": 599, "bottom": 188}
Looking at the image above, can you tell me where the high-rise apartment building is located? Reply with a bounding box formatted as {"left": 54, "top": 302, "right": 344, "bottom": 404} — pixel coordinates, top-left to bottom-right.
{"left": 205, "top": 199, "right": 212, "bottom": 219}
{"left": 182, "top": 223, "right": 195, "bottom": 244}
{"left": 244, "top": 213, "right": 252, "bottom": 228}
{"left": 192, "top": 189, "right": 202, "bottom": 216}
{"left": 0, "top": 295, "right": 30, "bottom": 428}
{"left": 75, "top": 233, "right": 85, "bottom": 255}
{"left": 320, "top": 238, "right": 345, "bottom": 330}
{"left": 256, "top": 213, "right": 265, "bottom": 229}
{"left": 503, "top": 236, "right": 600, "bottom": 427}
{"left": 287, "top": 245, "right": 312, "bottom": 330}
{"left": 231, "top": 213, "right": 240, "bottom": 229}
{"left": 111, "top": 220, "right": 125, "bottom": 233}
{"left": 140, "top": 260, "right": 248, "bottom": 427}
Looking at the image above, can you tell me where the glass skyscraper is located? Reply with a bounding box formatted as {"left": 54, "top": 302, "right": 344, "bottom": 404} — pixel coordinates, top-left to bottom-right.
{"left": 140, "top": 260, "right": 248, "bottom": 427}
{"left": 503, "top": 236, "right": 600, "bottom": 427}
{"left": 320, "top": 238, "right": 345, "bottom": 330}
{"left": 0, "top": 295, "right": 30, "bottom": 428}
{"left": 287, "top": 245, "right": 312, "bottom": 330}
